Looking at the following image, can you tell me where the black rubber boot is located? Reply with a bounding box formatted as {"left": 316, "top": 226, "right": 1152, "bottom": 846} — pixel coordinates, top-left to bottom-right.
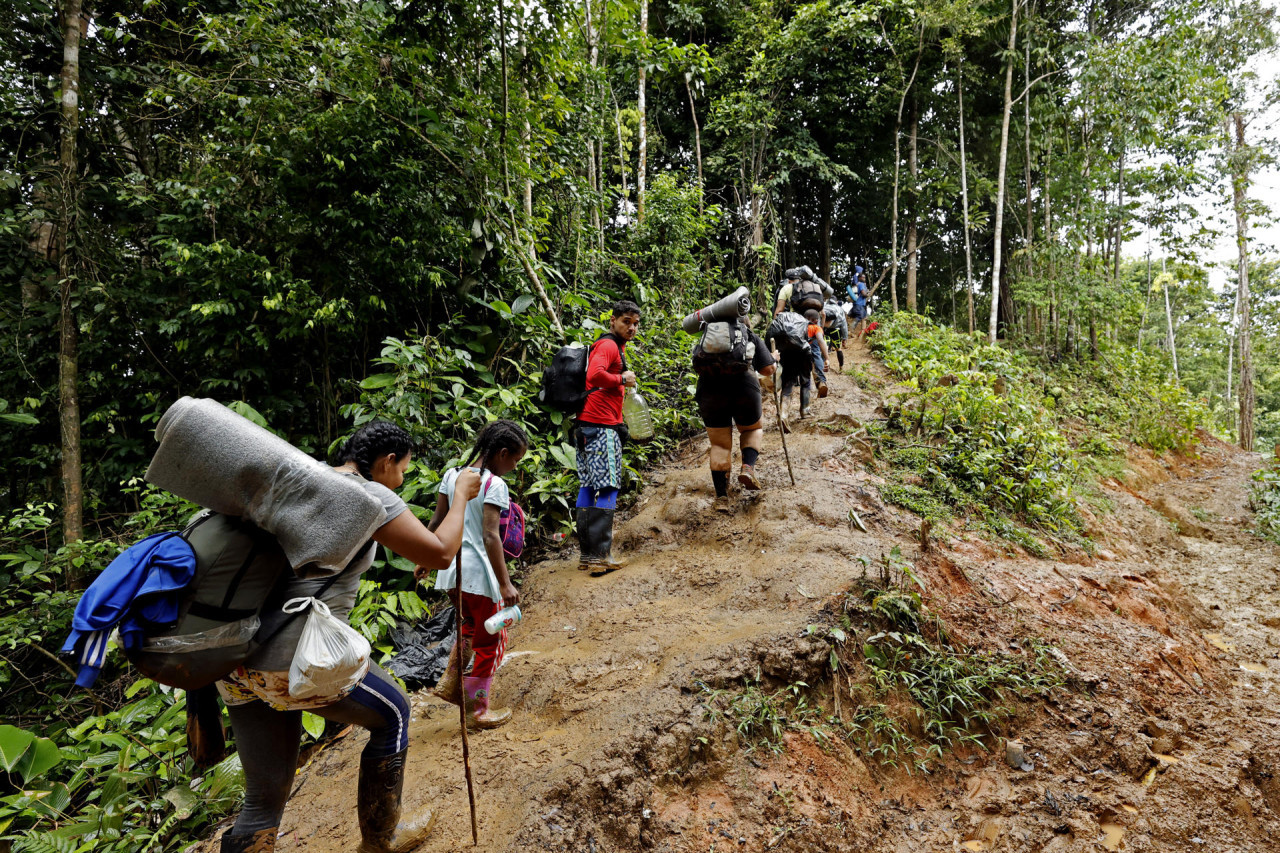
{"left": 220, "top": 828, "right": 277, "bottom": 853}
{"left": 575, "top": 507, "right": 596, "bottom": 570}
{"left": 581, "top": 507, "right": 625, "bottom": 576}
{"left": 357, "top": 750, "right": 436, "bottom": 853}
{"left": 800, "top": 385, "right": 812, "bottom": 418}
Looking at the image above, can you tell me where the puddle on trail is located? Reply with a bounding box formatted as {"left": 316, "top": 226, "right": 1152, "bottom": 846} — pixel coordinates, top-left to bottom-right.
{"left": 1239, "top": 662, "right": 1268, "bottom": 673}
{"left": 1204, "top": 633, "right": 1236, "bottom": 652}
{"left": 1099, "top": 822, "right": 1125, "bottom": 850}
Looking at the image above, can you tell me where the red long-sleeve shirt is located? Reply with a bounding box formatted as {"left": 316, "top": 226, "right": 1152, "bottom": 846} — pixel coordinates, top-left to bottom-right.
{"left": 579, "top": 335, "right": 626, "bottom": 426}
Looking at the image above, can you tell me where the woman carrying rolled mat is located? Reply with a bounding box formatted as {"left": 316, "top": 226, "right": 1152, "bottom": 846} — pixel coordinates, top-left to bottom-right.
{"left": 215, "top": 422, "right": 480, "bottom": 853}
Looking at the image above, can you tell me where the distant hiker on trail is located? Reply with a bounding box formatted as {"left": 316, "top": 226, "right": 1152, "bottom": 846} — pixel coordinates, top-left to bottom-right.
{"left": 805, "top": 308, "right": 831, "bottom": 399}
{"left": 774, "top": 265, "right": 834, "bottom": 316}
{"left": 766, "top": 309, "right": 814, "bottom": 429}
{"left": 574, "top": 300, "right": 641, "bottom": 575}
{"left": 215, "top": 421, "right": 480, "bottom": 853}
{"left": 823, "top": 296, "right": 849, "bottom": 372}
{"left": 689, "top": 307, "right": 776, "bottom": 511}
{"left": 423, "top": 419, "right": 528, "bottom": 730}
{"left": 847, "top": 266, "right": 870, "bottom": 336}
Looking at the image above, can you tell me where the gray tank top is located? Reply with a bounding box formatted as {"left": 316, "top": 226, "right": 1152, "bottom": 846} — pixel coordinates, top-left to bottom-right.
{"left": 244, "top": 473, "right": 408, "bottom": 671}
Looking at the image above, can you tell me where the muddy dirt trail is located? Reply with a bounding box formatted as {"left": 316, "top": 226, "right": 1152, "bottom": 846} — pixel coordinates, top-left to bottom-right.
{"left": 200, "top": 340, "right": 1280, "bottom": 853}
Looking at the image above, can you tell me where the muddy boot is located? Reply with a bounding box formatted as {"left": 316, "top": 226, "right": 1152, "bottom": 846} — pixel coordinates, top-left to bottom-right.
{"left": 357, "top": 750, "right": 437, "bottom": 853}
{"left": 430, "top": 638, "right": 467, "bottom": 706}
{"left": 817, "top": 379, "right": 829, "bottom": 398}
{"left": 463, "top": 676, "right": 512, "bottom": 729}
{"left": 220, "top": 828, "right": 277, "bottom": 853}
{"left": 738, "top": 465, "right": 761, "bottom": 491}
{"left": 800, "top": 386, "right": 812, "bottom": 418}
{"left": 581, "top": 507, "right": 626, "bottom": 575}
{"left": 578, "top": 507, "right": 596, "bottom": 568}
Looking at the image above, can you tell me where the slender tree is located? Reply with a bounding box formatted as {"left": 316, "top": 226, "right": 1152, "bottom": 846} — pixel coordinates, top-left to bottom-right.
{"left": 988, "top": 0, "right": 1019, "bottom": 343}
{"left": 56, "top": 0, "right": 84, "bottom": 551}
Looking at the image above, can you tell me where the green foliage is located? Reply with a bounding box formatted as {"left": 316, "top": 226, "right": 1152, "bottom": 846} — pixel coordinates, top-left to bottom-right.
{"left": 698, "top": 678, "right": 826, "bottom": 754}
{"left": 0, "top": 689, "right": 243, "bottom": 852}
{"left": 835, "top": 553, "right": 1065, "bottom": 772}
{"left": 871, "top": 313, "right": 1083, "bottom": 538}
{"left": 1248, "top": 459, "right": 1280, "bottom": 544}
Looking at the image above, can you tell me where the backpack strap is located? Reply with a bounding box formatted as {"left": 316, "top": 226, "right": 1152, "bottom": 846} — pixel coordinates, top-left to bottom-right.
{"left": 251, "top": 539, "right": 376, "bottom": 650}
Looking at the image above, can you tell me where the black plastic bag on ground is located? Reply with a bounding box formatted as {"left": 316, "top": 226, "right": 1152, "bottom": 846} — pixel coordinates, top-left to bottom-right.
{"left": 386, "top": 606, "right": 456, "bottom": 689}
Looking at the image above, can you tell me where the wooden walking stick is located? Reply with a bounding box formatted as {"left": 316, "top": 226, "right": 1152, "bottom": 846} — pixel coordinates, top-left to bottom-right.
{"left": 772, "top": 377, "right": 797, "bottom": 486}
{"left": 454, "top": 550, "right": 479, "bottom": 845}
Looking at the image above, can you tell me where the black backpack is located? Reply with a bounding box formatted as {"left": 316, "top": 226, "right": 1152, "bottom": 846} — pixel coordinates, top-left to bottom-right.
{"left": 539, "top": 334, "right": 626, "bottom": 413}
{"left": 790, "top": 279, "right": 825, "bottom": 313}
{"left": 691, "top": 320, "right": 754, "bottom": 376}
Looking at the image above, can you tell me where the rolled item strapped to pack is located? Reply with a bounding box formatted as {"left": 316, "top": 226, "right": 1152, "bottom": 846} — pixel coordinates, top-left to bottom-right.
{"left": 680, "top": 286, "right": 750, "bottom": 334}
{"left": 145, "top": 397, "right": 386, "bottom": 576}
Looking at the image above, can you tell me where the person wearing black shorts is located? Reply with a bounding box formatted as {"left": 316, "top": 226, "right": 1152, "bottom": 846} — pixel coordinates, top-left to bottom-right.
{"left": 694, "top": 323, "right": 776, "bottom": 509}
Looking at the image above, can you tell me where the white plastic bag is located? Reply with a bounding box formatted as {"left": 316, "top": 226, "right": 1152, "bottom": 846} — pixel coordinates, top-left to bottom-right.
{"left": 283, "top": 597, "right": 371, "bottom": 699}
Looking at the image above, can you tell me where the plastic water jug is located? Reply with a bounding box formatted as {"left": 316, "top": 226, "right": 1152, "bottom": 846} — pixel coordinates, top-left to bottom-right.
{"left": 623, "top": 388, "right": 655, "bottom": 441}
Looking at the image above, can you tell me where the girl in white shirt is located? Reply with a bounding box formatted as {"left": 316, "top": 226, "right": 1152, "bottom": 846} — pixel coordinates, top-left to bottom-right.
{"left": 420, "top": 419, "right": 527, "bottom": 728}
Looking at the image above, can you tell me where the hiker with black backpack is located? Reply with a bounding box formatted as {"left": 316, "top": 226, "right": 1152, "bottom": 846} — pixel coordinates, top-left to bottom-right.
{"left": 573, "top": 300, "right": 640, "bottom": 575}
{"left": 766, "top": 309, "right": 815, "bottom": 429}
{"left": 823, "top": 296, "right": 849, "bottom": 372}
{"left": 214, "top": 422, "right": 480, "bottom": 853}
{"left": 688, "top": 297, "right": 776, "bottom": 511}
{"left": 774, "top": 266, "right": 834, "bottom": 316}
{"left": 423, "top": 419, "right": 528, "bottom": 730}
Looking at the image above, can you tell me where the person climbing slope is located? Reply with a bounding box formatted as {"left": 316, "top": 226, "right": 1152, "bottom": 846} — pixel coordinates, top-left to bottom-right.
{"left": 216, "top": 422, "right": 480, "bottom": 853}
{"left": 767, "top": 309, "right": 814, "bottom": 429}
{"left": 805, "top": 308, "right": 832, "bottom": 399}
{"left": 423, "top": 419, "right": 528, "bottom": 730}
{"left": 575, "top": 300, "right": 641, "bottom": 575}
{"left": 690, "top": 310, "right": 776, "bottom": 511}
{"left": 823, "top": 296, "right": 849, "bottom": 372}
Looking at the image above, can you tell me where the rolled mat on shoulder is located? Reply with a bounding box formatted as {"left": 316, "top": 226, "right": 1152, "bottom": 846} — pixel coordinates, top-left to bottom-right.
{"left": 680, "top": 286, "right": 750, "bottom": 334}
{"left": 145, "top": 397, "right": 386, "bottom": 574}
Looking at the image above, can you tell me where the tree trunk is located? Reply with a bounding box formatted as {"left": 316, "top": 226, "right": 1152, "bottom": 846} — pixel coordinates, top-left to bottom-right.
{"left": 57, "top": 0, "right": 84, "bottom": 552}
{"left": 957, "top": 64, "right": 976, "bottom": 334}
{"left": 905, "top": 98, "right": 919, "bottom": 312}
{"left": 685, "top": 73, "right": 704, "bottom": 215}
{"left": 1112, "top": 144, "right": 1125, "bottom": 286}
{"left": 988, "top": 0, "right": 1018, "bottom": 343}
{"left": 584, "top": 0, "right": 601, "bottom": 235}
{"left": 1162, "top": 264, "right": 1179, "bottom": 383}
{"left": 820, "top": 190, "right": 833, "bottom": 283}
{"left": 636, "top": 0, "right": 648, "bottom": 224}
{"left": 1023, "top": 15, "right": 1034, "bottom": 254}
{"left": 888, "top": 31, "right": 924, "bottom": 315}
{"left": 1231, "top": 113, "right": 1254, "bottom": 451}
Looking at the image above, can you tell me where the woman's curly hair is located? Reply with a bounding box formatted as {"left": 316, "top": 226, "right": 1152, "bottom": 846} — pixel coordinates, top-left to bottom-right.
{"left": 336, "top": 421, "right": 414, "bottom": 480}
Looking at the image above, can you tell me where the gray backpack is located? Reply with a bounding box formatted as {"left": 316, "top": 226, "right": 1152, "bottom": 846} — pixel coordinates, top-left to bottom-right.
{"left": 691, "top": 320, "right": 755, "bottom": 376}
{"left": 769, "top": 312, "right": 810, "bottom": 352}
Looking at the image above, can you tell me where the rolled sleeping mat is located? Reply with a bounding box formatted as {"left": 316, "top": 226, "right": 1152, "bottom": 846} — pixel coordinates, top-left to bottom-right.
{"left": 145, "top": 397, "right": 386, "bottom": 574}
{"left": 680, "top": 286, "right": 750, "bottom": 333}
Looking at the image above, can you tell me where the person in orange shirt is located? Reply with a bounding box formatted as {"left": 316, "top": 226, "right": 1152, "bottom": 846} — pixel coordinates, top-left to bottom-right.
{"left": 804, "top": 308, "right": 831, "bottom": 399}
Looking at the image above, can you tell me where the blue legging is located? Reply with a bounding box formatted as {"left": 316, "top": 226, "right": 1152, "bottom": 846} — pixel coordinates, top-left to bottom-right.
{"left": 577, "top": 486, "right": 618, "bottom": 509}
{"left": 226, "top": 662, "right": 410, "bottom": 833}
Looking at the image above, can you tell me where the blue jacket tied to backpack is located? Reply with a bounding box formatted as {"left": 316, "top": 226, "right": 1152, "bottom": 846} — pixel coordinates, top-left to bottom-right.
{"left": 60, "top": 532, "right": 197, "bottom": 688}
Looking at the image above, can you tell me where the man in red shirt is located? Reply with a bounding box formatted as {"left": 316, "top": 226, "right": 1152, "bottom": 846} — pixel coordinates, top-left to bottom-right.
{"left": 575, "top": 301, "right": 640, "bottom": 575}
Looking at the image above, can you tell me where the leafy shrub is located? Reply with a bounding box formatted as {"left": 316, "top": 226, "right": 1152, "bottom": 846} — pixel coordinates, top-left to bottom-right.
{"left": 1249, "top": 461, "right": 1280, "bottom": 544}
{"left": 870, "top": 313, "right": 1082, "bottom": 535}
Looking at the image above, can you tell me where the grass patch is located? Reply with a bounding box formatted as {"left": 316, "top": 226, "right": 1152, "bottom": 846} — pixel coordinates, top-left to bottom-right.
{"left": 698, "top": 548, "right": 1064, "bottom": 774}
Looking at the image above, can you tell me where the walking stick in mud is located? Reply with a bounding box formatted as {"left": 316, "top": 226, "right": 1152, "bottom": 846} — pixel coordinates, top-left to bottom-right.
{"left": 772, "top": 377, "right": 797, "bottom": 486}
{"left": 453, "top": 550, "right": 479, "bottom": 845}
